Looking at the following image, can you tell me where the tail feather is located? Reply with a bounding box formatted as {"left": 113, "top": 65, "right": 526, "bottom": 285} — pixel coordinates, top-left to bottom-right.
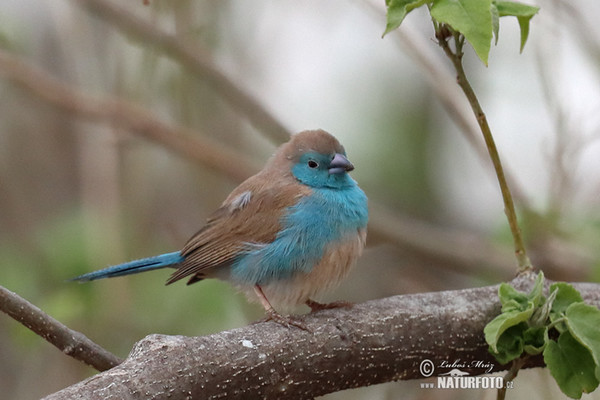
{"left": 71, "top": 251, "right": 184, "bottom": 282}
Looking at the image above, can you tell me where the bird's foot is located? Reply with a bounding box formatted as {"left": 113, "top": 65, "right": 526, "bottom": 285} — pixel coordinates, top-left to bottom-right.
{"left": 255, "top": 310, "right": 310, "bottom": 331}
{"left": 252, "top": 285, "right": 310, "bottom": 330}
{"left": 305, "top": 299, "right": 354, "bottom": 313}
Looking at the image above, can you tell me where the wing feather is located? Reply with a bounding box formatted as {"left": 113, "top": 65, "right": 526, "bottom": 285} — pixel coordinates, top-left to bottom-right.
{"left": 166, "top": 174, "right": 311, "bottom": 285}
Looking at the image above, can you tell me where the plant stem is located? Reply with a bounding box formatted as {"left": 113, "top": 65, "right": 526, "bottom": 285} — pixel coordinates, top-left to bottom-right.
{"left": 435, "top": 25, "right": 532, "bottom": 273}
{"left": 547, "top": 316, "right": 566, "bottom": 330}
{"left": 497, "top": 356, "right": 528, "bottom": 400}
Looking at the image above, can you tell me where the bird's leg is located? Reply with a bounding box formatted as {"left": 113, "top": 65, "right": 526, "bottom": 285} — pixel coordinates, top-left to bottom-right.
{"left": 253, "top": 285, "right": 308, "bottom": 330}
{"left": 305, "top": 298, "right": 354, "bottom": 312}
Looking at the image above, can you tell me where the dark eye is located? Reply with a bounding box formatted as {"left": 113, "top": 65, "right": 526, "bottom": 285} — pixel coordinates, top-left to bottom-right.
{"left": 307, "top": 160, "right": 319, "bottom": 169}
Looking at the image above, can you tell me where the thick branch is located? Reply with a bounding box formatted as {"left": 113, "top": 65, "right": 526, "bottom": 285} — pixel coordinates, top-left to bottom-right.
{"left": 0, "top": 285, "right": 122, "bottom": 371}
{"left": 42, "top": 274, "right": 600, "bottom": 399}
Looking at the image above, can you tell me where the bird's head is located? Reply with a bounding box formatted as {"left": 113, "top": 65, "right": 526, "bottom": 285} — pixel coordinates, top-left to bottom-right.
{"left": 271, "top": 130, "right": 357, "bottom": 189}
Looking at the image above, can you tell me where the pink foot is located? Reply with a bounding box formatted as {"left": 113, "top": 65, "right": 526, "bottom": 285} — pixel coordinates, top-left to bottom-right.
{"left": 252, "top": 285, "right": 309, "bottom": 330}
{"left": 259, "top": 309, "right": 309, "bottom": 331}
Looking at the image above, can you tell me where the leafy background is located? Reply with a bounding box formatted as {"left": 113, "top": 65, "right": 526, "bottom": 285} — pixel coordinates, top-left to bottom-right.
{"left": 0, "top": 0, "right": 600, "bottom": 399}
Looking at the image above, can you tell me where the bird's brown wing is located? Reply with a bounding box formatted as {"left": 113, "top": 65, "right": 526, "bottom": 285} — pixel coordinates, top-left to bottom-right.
{"left": 166, "top": 175, "right": 311, "bottom": 285}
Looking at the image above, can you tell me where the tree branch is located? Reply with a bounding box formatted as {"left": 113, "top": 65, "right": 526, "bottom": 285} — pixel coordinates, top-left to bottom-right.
{"left": 0, "top": 48, "right": 527, "bottom": 281}
{"left": 74, "top": 0, "right": 292, "bottom": 144}
{"left": 0, "top": 49, "right": 261, "bottom": 183}
{"left": 0, "top": 44, "right": 589, "bottom": 288}
{"left": 434, "top": 26, "right": 532, "bottom": 272}
{"left": 41, "top": 274, "right": 600, "bottom": 399}
{"left": 0, "top": 285, "right": 122, "bottom": 372}
{"left": 367, "top": 203, "right": 515, "bottom": 278}
{"left": 363, "top": 1, "right": 530, "bottom": 207}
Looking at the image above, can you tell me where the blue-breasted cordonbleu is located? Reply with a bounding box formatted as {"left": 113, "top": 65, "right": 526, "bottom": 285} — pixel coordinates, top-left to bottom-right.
{"left": 72, "top": 129, "right": 368, "bottom": 326}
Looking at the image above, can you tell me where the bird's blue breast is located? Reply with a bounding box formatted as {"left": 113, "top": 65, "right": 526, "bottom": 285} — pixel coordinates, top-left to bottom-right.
{"left": 230, "top": 182, "right": 368, "bottom": 285}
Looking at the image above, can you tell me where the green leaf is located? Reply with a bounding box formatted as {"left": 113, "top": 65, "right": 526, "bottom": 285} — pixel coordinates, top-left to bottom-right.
{"left": 495, "top": 1, "right": 540, "bottom": 52}
{"left": 523, "top": 326, "right": 546, "bottom": 355}
{"left": 550, "top": 282, "right": 583, "bottom": 332}
{"left": 527, "top": 271, "right": 545, "bottom": 307}
{"left": 566, "top": 303, "right": 600, "bottom": 380}
{"left": 383, "top": 0, "right": 428, "bottom": 36}
{"left": 544, "top": 331, "right": 599, "bottom": 399}
{"left": 530, "top": 284, "right": 556, "bottom": 328}
{"left": 498, "top": 272, "right": 544, "bottom": 313}
{"left": 430, "top": 0, "right": 493, "bottom": 65}
{"left": 495, "top": 0, "right": 540, "bottom": 16}
{"left": 491, "top": 2, "right": 500, "bottom": 45}
{"left": 486, "top": 274, "right": 545, "bottom": 353}
{"left": 498, "top": 282, "right": 528, "bottom": 309}
{"left": 485, "top": 307, "right": 533, "bottom": 353}
{"left": 490, "top": 323, "right": 526, "bottom": 364}
{"left": 551, "top": 283, "right": 583, "bottom": 316}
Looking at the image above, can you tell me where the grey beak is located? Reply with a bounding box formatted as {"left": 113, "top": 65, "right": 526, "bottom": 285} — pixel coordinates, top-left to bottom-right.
{"left": 329, "top": 153, "right": 354, "bottom": 174}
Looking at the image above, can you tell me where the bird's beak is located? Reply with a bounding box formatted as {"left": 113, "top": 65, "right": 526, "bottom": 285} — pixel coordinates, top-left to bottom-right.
{"left": 329, "top": 153, "right": 354, "bottom": 174}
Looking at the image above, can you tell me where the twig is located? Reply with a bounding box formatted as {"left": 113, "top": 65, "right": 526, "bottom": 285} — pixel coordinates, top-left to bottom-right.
{"left": 3, "top": 46, "right": 590, "bottom": 280}
{"left": 73, "top": 0, "right": 292, "bottom": 144}
{"left": 362, "top": 1, "right": 530, "bottom": 206}
{"left": 0, "top": 48, "right": 523, "bottom": 279}
{"left": 0, "top": 49, "right": 261, "bottom": 183}
{"left": 497, "top": 355, "right": 529, "bottom": 400}
{"left": 434, "top": 24, "right": 533, "bottom": 273}
{"left": 368, "top": 203, "right": 515, "bottom": 277}
{"left": 362, "top": 2, "right": 590, "bottom": 279}
{"left": 0, "top": 285, "right": 122, "bottom": 371}
{"left": 536, "top": 2, "right": 592, "bottom": 217}
{"left": 42, "top": 276, "right": 600, "bottom": 400}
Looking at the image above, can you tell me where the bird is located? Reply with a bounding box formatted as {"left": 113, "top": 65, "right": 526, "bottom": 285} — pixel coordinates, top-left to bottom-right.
{"left": 72, "top": 129, "right": 368, "bottom": 328}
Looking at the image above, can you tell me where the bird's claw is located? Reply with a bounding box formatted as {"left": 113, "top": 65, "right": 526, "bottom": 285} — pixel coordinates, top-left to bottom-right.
{"left": 254, "top": 310, "right": 310, "bottom": 331}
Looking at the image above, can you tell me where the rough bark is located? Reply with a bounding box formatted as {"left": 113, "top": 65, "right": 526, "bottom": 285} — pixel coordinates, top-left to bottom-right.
{"left": 0, "top": 286, "right": 122, "bottom": 371}
{"left": 42, "top": 273, "right": 600, "bottom": 399}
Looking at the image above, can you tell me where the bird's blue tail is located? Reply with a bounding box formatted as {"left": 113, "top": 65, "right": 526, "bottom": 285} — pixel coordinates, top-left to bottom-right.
{"left": 71, "top": 251, "right": 184, "bottom": 282}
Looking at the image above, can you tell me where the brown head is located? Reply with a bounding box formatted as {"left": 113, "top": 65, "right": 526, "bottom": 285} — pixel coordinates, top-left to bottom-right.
{"left": 262, "top": 129, "right": 356, "bottom": 188}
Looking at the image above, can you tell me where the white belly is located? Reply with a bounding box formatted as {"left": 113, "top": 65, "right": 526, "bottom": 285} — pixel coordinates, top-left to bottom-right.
{"left": 240, "top": 228, "right": 367, "bottom": 310}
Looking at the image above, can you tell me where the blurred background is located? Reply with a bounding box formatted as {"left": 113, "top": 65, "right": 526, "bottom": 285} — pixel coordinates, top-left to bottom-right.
{"left": 0, "top": 0, "right": 599, "bottom": 398}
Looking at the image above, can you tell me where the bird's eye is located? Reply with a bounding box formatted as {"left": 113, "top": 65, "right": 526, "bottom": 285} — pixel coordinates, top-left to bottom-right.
{"left": 308, "top": 160, "right": 319, "bottom": 169}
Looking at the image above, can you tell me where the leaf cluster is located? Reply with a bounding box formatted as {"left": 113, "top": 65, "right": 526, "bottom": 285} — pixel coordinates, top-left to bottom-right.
{"left": 384, "top": 0, "right": 539, "bottom": 64}
{"left": 484, "top": 273, "right": 600, "bottom": 398}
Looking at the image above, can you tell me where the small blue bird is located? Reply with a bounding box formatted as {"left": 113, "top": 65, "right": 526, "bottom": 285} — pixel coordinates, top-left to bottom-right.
{"left": 72, "top": 129, "right": 368, "bottom": 327}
